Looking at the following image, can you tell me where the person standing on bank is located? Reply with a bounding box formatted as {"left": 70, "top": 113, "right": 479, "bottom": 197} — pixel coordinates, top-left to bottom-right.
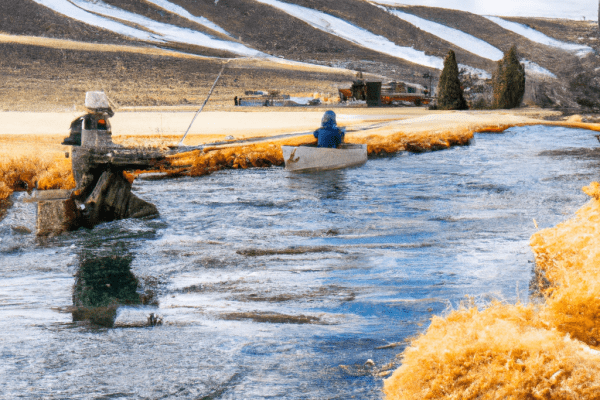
{"left": 313, "top": 110, "right": 345, "bottom": 148}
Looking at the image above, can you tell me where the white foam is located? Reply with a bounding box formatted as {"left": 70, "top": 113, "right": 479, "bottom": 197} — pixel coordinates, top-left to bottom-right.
{"left": 386, "top": 9, "right": 504, "bottom": 61}
{"left": 485, "top": 16, "right": 593, "bottom": 56}
{"left": 143, "top": 0, "right": 232, "bottom": 37}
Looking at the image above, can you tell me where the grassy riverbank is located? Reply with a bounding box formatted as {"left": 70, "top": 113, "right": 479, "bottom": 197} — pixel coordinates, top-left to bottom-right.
{"left": 2, "top": 108, "right": 598, "bottom": 200}
{"left": 384, "top": 182, "right": 600, "bottom": 399}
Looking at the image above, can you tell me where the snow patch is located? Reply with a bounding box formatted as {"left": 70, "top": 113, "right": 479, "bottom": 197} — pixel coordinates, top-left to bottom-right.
{"left": 520, "top": 60, "right": 557, "bottom": 78}
{"left": 32, "top": 0, "right": 161, "bottom": 42}
{"left": 68, "top": 0, "right": 264, "bottom": 57}
{"left": 144, "top": 0, "right": 232, "bottom": 37}
{"left": 385, "top": 8, "right": 504, "bottom": 61}
{"left": 254, "top": 0, "right": 444, "bottom": 69}
{"left": 371, "top": 0, "right": 597, "bottom": 21}
{"left": 485, "top": 16, "right": 593, "bottom": 56}
{"left": 458, "top": 64, "right": 491, "bottom": 79}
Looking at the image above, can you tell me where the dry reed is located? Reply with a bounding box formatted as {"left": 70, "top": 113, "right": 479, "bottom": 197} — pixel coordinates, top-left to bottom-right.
{"left": 532, "top": 182, "right": 600, "bottom": 346}
{"left": 0, "top": 134, "right": 75, "bottom": 200}
{"left": 384, "top": 301, "right": 600, "bottom": 400}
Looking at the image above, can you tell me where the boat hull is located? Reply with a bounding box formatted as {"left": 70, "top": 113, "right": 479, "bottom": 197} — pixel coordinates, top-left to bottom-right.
{"left": 281, "top": 144, "right": 367, "bottom": 172}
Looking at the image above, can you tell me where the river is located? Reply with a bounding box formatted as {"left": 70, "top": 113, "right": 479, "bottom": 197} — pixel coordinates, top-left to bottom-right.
{"left": 1, "top": 125, "right": 598, "bottom": 399}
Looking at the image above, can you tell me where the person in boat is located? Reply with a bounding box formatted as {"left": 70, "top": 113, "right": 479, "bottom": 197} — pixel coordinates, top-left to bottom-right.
{"left": 313, "top": 110, "right": 345, "bottom": 148}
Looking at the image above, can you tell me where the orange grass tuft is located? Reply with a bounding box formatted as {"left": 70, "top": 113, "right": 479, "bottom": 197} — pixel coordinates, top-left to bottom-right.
{"left": 0, "top": 154, "right": 75, "bottom": 200}
{"left": 531, "top": 182, "right": 600, "bottom": 346}
{"left": 36, "top": 156, "right": 76, "bottom": 191}
{"left": 167, "top": 136, "right": 314, "bottom": 177}
{"left": 385, "top": 183, "right": 600, "bottom": 399}
{"left": 384, "top": 301, "right": 600, "bottom": 400}
{"left": 0, "top": 134, "right": 76, "bottom": 200}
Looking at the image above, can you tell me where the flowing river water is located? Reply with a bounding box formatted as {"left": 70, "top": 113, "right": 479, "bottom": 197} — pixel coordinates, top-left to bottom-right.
{"left": 1, "top": 125, "right": 599, "bottom": 399}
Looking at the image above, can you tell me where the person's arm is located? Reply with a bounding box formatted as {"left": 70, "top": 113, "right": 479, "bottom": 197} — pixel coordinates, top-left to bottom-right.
{"left": 339, "top": 127, "right": 346, "bottom": 142}
{"left": 314, "top": 129, "right": 320, "bottom": 139}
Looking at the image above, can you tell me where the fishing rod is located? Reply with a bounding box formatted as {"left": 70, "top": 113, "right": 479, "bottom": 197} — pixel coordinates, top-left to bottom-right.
{"left": 178, "top": 64, "right": 226, "bottom": 146}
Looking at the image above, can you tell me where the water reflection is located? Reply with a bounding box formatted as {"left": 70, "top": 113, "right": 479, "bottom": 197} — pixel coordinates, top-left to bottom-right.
{"left": 287, "top": 169, "right": 349, "bottom": 200}
{"left": 71, "top": 235, "right": 159, "bottom": 328}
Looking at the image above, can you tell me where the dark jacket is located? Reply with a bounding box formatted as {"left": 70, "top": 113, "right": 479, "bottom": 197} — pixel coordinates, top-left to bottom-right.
{"left": 313, "top": 111, "right": 345, "bottom": 148}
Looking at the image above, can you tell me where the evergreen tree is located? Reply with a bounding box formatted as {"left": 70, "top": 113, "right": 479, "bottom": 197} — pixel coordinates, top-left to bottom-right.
{"left": 436, "top": 50, "right": 468, "bottom": 110}
{"left": 492, "top": 46, "right": 526, "bottom": 109}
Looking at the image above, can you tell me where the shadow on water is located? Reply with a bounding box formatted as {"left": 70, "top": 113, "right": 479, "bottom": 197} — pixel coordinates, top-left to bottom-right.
{"left": 70, "top": 227, "right": 161, "bottom": 328}
{"left": 72, "top": 244, "right": 140, "bottom": 327}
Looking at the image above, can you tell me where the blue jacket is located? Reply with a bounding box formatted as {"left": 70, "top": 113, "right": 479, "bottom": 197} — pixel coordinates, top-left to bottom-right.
{"left": 313, "top": 111, "right": 345, "bottom": 148}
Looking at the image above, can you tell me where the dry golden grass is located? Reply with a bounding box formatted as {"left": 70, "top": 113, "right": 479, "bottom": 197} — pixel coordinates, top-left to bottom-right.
{"left": 384, "top": 183, "right": 600, "bottom": 399}
{"left": 531, "top": 182, "right": 600, "bottom": 347}
{"left": 0, "top": 134, "right": 75, "bottom": 200}
{"left": 384, "top": 301, "right": 600, "bottom": 400}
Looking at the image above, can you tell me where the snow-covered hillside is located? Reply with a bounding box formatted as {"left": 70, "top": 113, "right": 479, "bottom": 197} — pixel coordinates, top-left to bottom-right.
{"left": 372, "top": 0, "right": 598, "bottom": 21}
{"left": 32, "top": 0, "right": 264, "bottom": 57}
{"left": 485, "top": 16, "right": 593, "bottom": 56}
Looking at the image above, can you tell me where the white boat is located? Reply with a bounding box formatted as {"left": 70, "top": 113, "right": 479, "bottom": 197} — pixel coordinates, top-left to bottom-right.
{"left": 281, "top": 143, "right": 367, "bottom": 172}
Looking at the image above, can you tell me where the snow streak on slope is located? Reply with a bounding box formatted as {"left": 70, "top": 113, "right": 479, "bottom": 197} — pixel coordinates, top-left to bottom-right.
{"left": 379, "top": 6, "right": 555, "bottom": 78}
{"left": 32, "top": 0, "right": 161, "bottom": 42}
{"left": 521, "top": 60, "right": 557, "bottom": 78}
{"left": 372, "top": 0, "right": 597, "bottom": 21}
{"left": 485, "top": 16, "right": 593, "bottom": 56}
{"left": 254, "top": 0, "right": 444, "bottom": 69}
{"left": 385, "top": 8, "right": 504, "bottom": 61}
{"left": 67, "top": 0, "right": 264, "bottom": 57}
{"left": 143, "top": 0, "right": 232, "bottom": 37}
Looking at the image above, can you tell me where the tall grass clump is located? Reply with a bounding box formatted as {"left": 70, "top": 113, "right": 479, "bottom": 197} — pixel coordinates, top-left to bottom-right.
{"left": 384, "top": 301, "right": 600, "bottom": 400}
{"left": 532, "top": 182, "right": 600, "bottom": 346}
{"left": 0, "top": 155, "right": 75, "bottom": 200}
{"left": 384, "top": 182, "right": 600, "bottom": 399}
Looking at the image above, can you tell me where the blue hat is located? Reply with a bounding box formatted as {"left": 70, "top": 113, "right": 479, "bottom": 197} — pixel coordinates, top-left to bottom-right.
{"left": 321, "top": 110, "right": 336, "bottom": 127}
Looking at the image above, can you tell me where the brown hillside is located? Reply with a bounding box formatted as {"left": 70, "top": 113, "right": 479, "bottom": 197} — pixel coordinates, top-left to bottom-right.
{"left": 284, "top": 0, "right": 493, "bottom": 71}
{"left": 0, "top": 41, "right": 356, "bottom": 111}
{"left": 0, "top": 0, "right": 135, "bottom": 45}
{"left": 101, "top": 0, "right": 235, "bottom": 41}
{"left": 504, "top": 17, "right": 599, "bottom": 50}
